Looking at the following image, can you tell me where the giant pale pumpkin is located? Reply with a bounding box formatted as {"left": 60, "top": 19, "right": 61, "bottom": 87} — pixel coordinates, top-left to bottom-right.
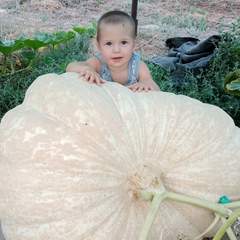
{"left": 0, "top": 72, "right": 239, "bottom": 240}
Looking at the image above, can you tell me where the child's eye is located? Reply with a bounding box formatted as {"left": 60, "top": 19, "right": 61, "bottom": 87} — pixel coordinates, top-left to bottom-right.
{"left": 106, "top": 42, "right": 112, "bottom": 46}
{"left": 122, "top": 41, "right": 127, "bottom": 44}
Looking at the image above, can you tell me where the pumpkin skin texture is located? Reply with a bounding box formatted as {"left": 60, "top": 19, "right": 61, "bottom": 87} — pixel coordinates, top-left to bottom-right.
{"left": 0, "top": 72, "right": 239, "bottom": 240}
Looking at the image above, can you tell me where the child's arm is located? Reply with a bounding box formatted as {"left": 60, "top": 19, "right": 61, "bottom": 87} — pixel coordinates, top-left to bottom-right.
{"left": 127, "top": 61, "right": 160, "bottom": 92}
{"left": 66, "top": 57, "right": 106, "bottom": 85}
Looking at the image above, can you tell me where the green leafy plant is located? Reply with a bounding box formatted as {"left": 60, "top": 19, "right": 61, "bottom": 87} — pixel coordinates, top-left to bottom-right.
{"left": 0, "top": 37, "right": 25, "bottom": 74}
{"left": 50, "top": 30, "right": 76, "bottom": 48}
{"left": 22, "top": 31, "right": 76, "bottom": 69}
{"left": 0, "top": 29, "right": 77, "bottom": 74}
{"left": 73, "top": 23, "right": 97, "bottom": 37}
{"left": 224, "top": 69, "right": 240, "bottom": 96}
{"left": 21, "top": 33, "right": 53, "bottom": 69}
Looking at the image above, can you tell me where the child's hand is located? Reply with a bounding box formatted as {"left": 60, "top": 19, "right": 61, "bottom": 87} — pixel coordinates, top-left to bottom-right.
{"left": 127, "top": 81, "right": 160, "bottom": 92}
{"left": 78, "top": 67, "right": 106, "bottom": 86}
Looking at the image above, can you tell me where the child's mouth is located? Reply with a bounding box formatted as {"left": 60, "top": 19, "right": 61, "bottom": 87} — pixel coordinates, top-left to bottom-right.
{"left": 112, "top": 57, "right": 122, "bottom": 62}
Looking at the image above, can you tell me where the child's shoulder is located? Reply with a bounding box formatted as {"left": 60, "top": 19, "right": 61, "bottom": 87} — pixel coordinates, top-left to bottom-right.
{"left": 132, "top": 52, "right": 141, "bottom": 64}
{"left": 132, "top": 52, "right": 140, "bottom": 58}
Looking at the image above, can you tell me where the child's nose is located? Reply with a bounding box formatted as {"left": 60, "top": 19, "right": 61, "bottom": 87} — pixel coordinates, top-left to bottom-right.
{"left": 113, "top": 44, "right": 120, "bottom": 52}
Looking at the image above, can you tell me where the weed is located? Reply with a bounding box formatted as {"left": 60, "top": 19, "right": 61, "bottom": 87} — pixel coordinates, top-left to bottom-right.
{"left": 188, "top": 6, "right": 196, "bottom": 14}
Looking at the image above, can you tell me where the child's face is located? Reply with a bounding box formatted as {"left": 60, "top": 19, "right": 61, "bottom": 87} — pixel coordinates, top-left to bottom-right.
{"left": 97, "top": 22, "right": 135, "bottom": 69}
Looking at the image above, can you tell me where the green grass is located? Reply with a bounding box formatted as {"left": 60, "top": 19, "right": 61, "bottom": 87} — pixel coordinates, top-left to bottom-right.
{"left": 160, "top": 14, "right": 207, "bottom": 31}
{"left": 0, "top": 22, "right": 240, "bottom": 127}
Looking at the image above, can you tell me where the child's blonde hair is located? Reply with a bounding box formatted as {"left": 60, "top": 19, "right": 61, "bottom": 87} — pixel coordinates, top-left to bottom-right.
{"left": 97, "top": 10, "right": 136, "bottom": 42}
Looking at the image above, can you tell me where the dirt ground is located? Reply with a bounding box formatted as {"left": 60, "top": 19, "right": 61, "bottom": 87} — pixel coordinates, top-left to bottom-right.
{"left": 0, "top": 0, "right": 240, "bottom": 58}
{"left": 0, "top": 1, "right": 240, "bottom": 240}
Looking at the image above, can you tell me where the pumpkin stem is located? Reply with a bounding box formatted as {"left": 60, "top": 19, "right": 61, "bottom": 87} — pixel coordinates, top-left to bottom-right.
{"left": 138, "top": 190, "right": 166, "bottom": 240}
{"left": 138, "top": 190, "right": 234, "bottom": 240}
{"left": 165, "top": 192, "right": 230, "bottom": 217}
{"left": 223, "top": 201, "right": 240, "bottom": 210}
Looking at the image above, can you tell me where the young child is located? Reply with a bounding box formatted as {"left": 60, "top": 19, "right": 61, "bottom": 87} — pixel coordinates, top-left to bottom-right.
{"left": 66, "top": 10, "right": 160, "bottom": 92}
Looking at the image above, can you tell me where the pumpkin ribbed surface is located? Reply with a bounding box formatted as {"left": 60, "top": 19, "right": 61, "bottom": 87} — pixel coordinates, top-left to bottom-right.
{"left": 0, "top": 72, "right": 239, "bottom": 239}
